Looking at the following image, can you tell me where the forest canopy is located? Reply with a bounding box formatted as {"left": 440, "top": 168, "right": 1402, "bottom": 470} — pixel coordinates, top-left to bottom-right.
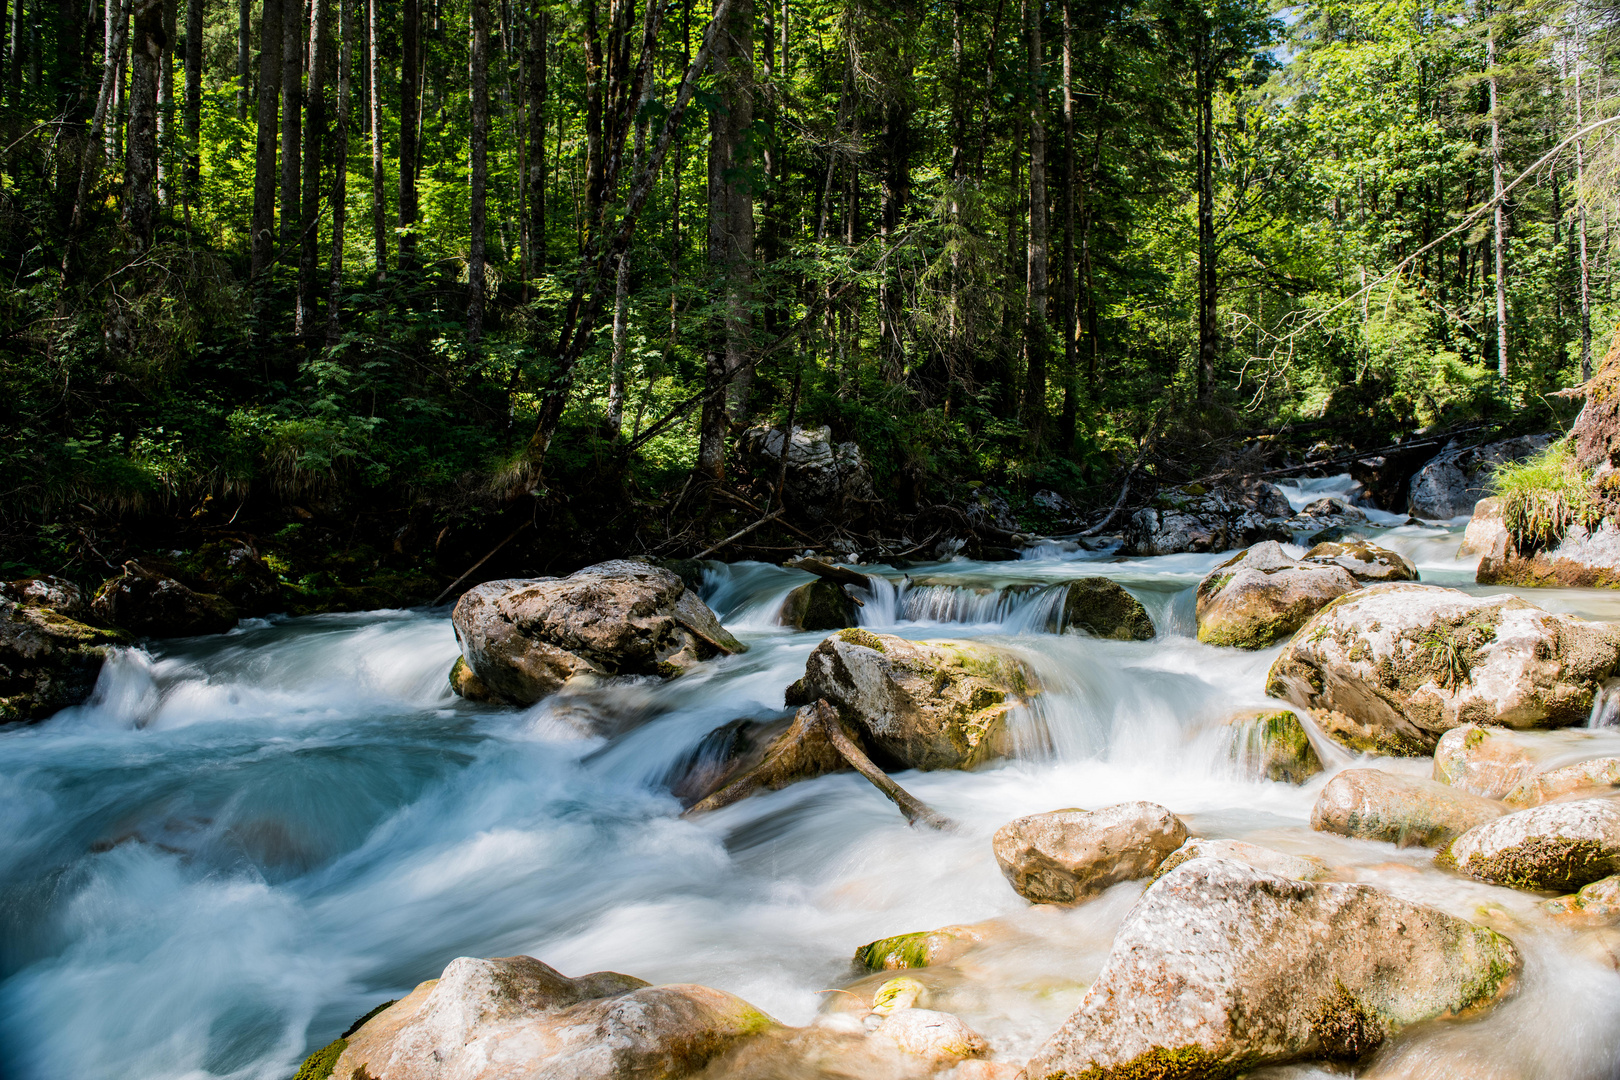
{"left": 1, "top": 0, "right": 1616, "bottom": 590}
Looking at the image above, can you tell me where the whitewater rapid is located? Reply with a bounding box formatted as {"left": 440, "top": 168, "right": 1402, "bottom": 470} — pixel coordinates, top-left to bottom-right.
{"left": 3, "top": 475, "right": 1619, "bottom": 1080}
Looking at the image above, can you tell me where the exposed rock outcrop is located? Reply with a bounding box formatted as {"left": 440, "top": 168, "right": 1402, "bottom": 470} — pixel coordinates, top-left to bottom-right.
{"left": 1311, "top": 768, "right": 1506, "bottom": 848}
{"left": 1222, "top": 708, "right": 1323, "bottom": 784}
{"left": 784, "top": 629, "right": 1037, "bottom": 771}
{"left": 1, "top": 596, "right": 128, "bottom": 722}
{"left": 1120, "top": 482, "right": 1293, "bottom": 557}
{"left": 1478, "top": 518, "right": 1620, "bottom": 589}
{"left": 742, "top": 424, "right": 877, "bottom": 522}
{"left": 451, "top": 561, "right": 744, "bottom": 707}
{"left": 1303, "top": 540, "right": 1418, "bottom": 583}
{"left": 992, "top": 802, "right": 1188, "bottom": 904}
{"left": 1060, "top": 578, "right": 1154, "bottom": 640}
{"left": 317, "top": 955, "right": 777, "bottom": 1080}
{"left": 91, "top": 561, "right": 238, "bottom": 637}
{"left": 1408, "top": 434, "right": 1553, "bottom": 520}
{"left": 1444, "top": 797, "right": 1620, "bottom": 893}
{"left": 1195, "top": 542, "right": 1361, "bottom": 649}
{"left": 1266, "top": 583, "right": 1620, "bottom": 754}
{"left": 1023, "top": 859, "right": 1521, "bottom": 1079}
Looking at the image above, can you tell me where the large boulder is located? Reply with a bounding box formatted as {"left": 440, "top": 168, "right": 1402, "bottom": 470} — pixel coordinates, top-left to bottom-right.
{"left": 318, "top": 955, "right": 777, "bottom": 1080}
{"left": 1407, "top": 434, "right": 1553, "bottom": 520}
{"left": 992, "top": 802, "right": 1189, "bottom": 904}
{"left": 1265, "top": 583, "right": 1620, "bottom": 755}
{"left": 1023, "top": 859, "right": 1521, "bottom": 1080}
{"left": 182, "top": 540, "right": 284, "bottom": 615}
{"left": 1154, "top": 838, "right": 1326, "bottom": 881}
{"left": 1222, "top": 708, "right": 1323, "bottom": 784}
{"left": 1458, "top": 497, "right": 1509, "bottom": 559}
{"left": 0, "top": 575, "right": 91, "bottom": 619}
{"left": 854, "top": 923, "right": 994, "bottom": 972}
{"left": 1, "top": 597, "right": 128, "bottom": 722}
{"left": 1119, "top": 482, "right": 1293, "bottom": 557}
{"left": 742, "top": 424, "right": 877, "bottom": 522}
{"left": 91, "top": 561, "right": 237, "bottom": 637}
{"left": 1311, "top": 768, "right": 1505, "bottom": 848}
{"left": 451, "top": 561, "right": 745, "bottom": 707}
{"left": 1508, "top": 758, "right": 1620, "bottom": 806}
{"left": 784, "top": 629, "right": 1037, "bottom": 771}
{"left": 1443, "top": 797, "right": 1620, "bottom": 893}
{"left": 778, "top": 579, "right": 858, "bottom": 631}
{"left": 1478, "top": 518, "right": 1620, "bottom": 589}
{"left": 1303, "top": 540, "right": 1418, "bottom": 583}
{"left": 1432, "top": 723, "right": 1620, "bottom": 801}
{"left": 1060, "top": 578, "right": 1154, "bottom": 640}
{"left": 1195, "top": 542, "right": 1361, "bottom": 649}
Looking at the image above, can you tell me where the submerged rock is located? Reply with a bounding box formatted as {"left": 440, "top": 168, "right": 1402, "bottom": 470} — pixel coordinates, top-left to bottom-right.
{"left": 323, "top": 954, "right": 777, "bottom": 1080}
{"left": 1120, "top": 482, "right": 1293, "bottom": 557}
{"left": 1303, "top": 540, "right": 1418, "bottom": 583}
{"left": 1059, "top": 578, "right": 1154, "bottom": 640}
{"left": 91, "top": 561, "right": 237, "bottom": 637}
{"left": 1311, "top": 768, "right": 1505, "bottom": 848}
{"left": 1222, "top": 708, "right": 1323, "bottom": 784}
{"left": 1408, "top": 434, "right": 1553, "bottom": 520}
{"left": 682, "top": 704, "right": 847, "bottom": 814}
{"left": 1508, "top": 758, "right": 1620, "bottom": 806}
{"left": 1434, "top": 723, "right": 1620, "bottom": 804}
{"left": 450, "top": 561, "right": 744, "bottom": 707}
{"left": 778, "top": 579, "right": 858, "bottom": 631}
{"left": 784, "top": 628, "right": 1037, "bottom": 771}
{"left": 1196, "top": 542, "right": 1361, "bottom": 649}
{"left": 867, "top": 1009, "right": 988, "bottom": 1065}
{"left": 1155, "top": 837, "right": 1327, "bottom": 881}
{"left": 854, "top": 923, "right": 992, "bottom": 972}
{"left": 1266, "top": 583, "right": 1620, "bottom": 754}
{"left": 992, "top": 802, "right": 1188, "bottom": 904}
{"left": 1543, "top": 874, "right": 1620, "bottom": 924}
{"left": 1023, "top": 859, "right": 1521, "bottom": 1080}
{"left": 0, "top": 599, "right": 129, "bottom": 722}
{"left": 1444, "top": 797, "right": 1620, "bottom": 893}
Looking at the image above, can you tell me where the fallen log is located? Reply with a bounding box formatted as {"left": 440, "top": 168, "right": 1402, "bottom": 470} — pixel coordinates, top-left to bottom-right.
{"left": 784, "top": 557, "right": 871, "bottom": 590}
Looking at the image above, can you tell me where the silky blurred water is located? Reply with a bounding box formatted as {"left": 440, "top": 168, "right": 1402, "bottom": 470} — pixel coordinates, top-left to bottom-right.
{"left": 2, "top": 484, "right": 1619, "bottom": 1080}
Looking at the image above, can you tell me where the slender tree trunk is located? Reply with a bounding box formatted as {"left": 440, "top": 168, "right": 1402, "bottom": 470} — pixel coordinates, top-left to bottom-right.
{"left": 8, "top": 0, "right": 20, "bottom": 98}
{"left": 367, "top": 0, "right": 385, "bottom": 277}
{"left": 0, "top": 0, "right": 7, "bottom": 96}
{"left": 1195, "top": 32, "right": 1217, "bottom": 402}
{"left": 1022, "top": 0, "right": 1048, "bottom": 446}
{"left": 278, "top": 0, "right": 302, "bottom": 254}
{"left": 467, "top": 0, "right": 488, "bottom": 343}
{"left": 155, "top": 0, "right": 172, "bottom": 205}
{"left": 236, "top": 0, "right": 249, "bottom": 117}
{"left": 1058, "top": 0, "right": 1076, "bottom": 450}
{"left": 606, "top": 248, "right": 631, "bottom": 433}
{"left": 526, "top": 6, "right": 547, "bottom": 276}
{"left": 104, "top": 0, "right": 121, "bottom": 160}
{"left": 182, "top": 0, "right": 199, "bottom": 218}
{"left": 327, "top": 0, "right": 352, "bottom": 343}
{"left": 1575, "top": 6, "right": 1593, "bottom": 380}
{"left": 62, "top": 0, "right": 130, "bottom": 274}
{"left": 124, "top": 0, "right": 161, "bottom": 247}
{"left": 1489, "top": 26, "right": 1508, "bottom": 382}
{"left": 696, "top": 0, "right": 754, "bottom": 480}
{"left": 250, "top": 0, "right": 282, "bottom": 276}
{"left": 296, "top": 0, "right": 327, "bottom": 336}
{"left": 398, "top": 0, "right": 418, "bottom": 267}
{"left": 877, "top": 46, "right": 911, "bottom": 386}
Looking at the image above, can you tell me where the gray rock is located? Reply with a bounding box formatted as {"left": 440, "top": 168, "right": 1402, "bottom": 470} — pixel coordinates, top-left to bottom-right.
{"left": 1155, "top": 837, "right": 1327, "bottom": 881}
{"left": 1023, "top": 859, "right": 1521, "bottom": 1079}
{"left": 91, "top": 561, "right": 237, "bottom": 637}
{"left": 1311, "top": 768, "right": 1506, "bottom": 848}
{"left": 743, "top": 425, "right": 877, "bottom": 522}
{"left": 1, "top": 600, "right": 129, "bottom": 722}
{"left": 1195, "top": 542, "right": 1361, "bottom": 649}
{"left": 1444, "top": 797, "right": 1620, "bottom": 893}
{"left": 1408, "top": 434, "right": 1553, "bottom": 520}
{"left": 1303, "top": 541, "right": 1418, "bottom": 583}
{"left": 992, "top": 801, "right": 1188, "bottom": 904}
{"left": 1120, "top": 483, "right": 1293, "bottom": 557}
{"left": 1, "top": 575, "right": 90, "bottom": 620}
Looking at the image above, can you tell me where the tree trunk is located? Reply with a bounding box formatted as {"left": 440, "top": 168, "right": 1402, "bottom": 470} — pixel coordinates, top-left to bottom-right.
{"left": 52, "top": 0, "right": 82, "bottom": 115}
{"left": 1195, "top": 31, "right": 1217, "bottom": 403}
{"left": 278, "top": 0, "right": 302, "bottom": 254}
{"left": 155, "top": 0, "right": 173, "bottom": 206}
{"left": 1058, "top": 0, "right": 1076, "bottom": 450}
{"left": 327, "top": 0, "right": 352, "bottom": 343}
{"left": 526, "top": 5, "right": 547, "bottom": 276}
{"left": 236, "top": 0, "right": 249, "bottom": 117}
{"left": 877, "top": 49, "right": 911, "bottom": 386}
{"left": 606, "top": 249, "right": 631, "bottom": 434}
{"left": 1022, "top": 0, "right": 1048, "bottom": 446}
{"left": 367, "top": 0, "right": 385, "bottom": 277}
{"left": 125, "top": 0, "right": 161, "bottom": 248}
{"left": 1575, "top": 8, "right": 1592, "bottom": 381}
{"left": 296, "top": 0, "right": 327, "bottom": 336}
{"left": 696, "top": 0, "right": 754, "bottom": 480}
{"left": 105, "top": 0, "right": 123, "bottom": 161}
{"left": 249, "top": 0, "right": 281, "bottom": 276}
{"left": 7, "top": 0, "right": 19, "bottom": 97}
{"left": 183, "top": 0, "right": 200, "bottom": 216}
{"left": 398, "top": 0, "right": 419, "bottom": 267}
{"left": 1489, "top": 27, "right": 1507, "bottom": 382}
{"left": 467, "top": 0, "right": 488, "bottom": 344}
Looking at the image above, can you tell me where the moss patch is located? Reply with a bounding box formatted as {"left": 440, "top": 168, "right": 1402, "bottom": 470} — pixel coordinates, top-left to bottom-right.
{"left": 1309, "top": 981, "right": 1385, "bottom": 1061}
{"left": 837, "top": 627, "right": 887, "bottom": 653}
{"left": 1040, "top": 1044, "right": 1253, "bottom": 1080}
{"left": 290, "top": 1038, "right": 346, "bottom": 1080}
{"left": 1459, "top": 836, "right": 1618, "bottom": 893}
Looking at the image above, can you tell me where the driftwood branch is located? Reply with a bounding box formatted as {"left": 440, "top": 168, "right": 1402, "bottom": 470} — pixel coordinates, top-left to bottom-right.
{"left": 811, "top": 701, "right": 954, "bottom": 830}
{"left": 694, "top": 509, "right": 785, "bottom": 559}
{"left": 432, "top": 521, "right": 531, "bottom": 605}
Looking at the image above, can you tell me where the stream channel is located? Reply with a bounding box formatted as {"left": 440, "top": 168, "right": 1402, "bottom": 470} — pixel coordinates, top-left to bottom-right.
{"left": 4, "top": 475, "right": 1620, "bottom": 1079}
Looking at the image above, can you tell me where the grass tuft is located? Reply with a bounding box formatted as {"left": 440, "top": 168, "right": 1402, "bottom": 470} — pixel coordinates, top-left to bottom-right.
{"left": 1491, "top": 441, "right": 1601, "bottom": 550}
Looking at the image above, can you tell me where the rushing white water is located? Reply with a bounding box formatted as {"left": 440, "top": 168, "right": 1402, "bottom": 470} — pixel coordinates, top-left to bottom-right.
{"left": 4, "top": 510, "right": 1620, "bottom": 1080}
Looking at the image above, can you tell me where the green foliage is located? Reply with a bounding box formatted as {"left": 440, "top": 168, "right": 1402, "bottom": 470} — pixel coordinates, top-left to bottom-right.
{"left": 1492, "top": 441, "right": 1602, "bottom": 550}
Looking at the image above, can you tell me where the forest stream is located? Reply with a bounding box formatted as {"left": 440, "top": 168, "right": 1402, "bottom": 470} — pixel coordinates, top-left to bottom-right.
{"left": 4, "top": 475, "right": 1620, "bottom": 1080}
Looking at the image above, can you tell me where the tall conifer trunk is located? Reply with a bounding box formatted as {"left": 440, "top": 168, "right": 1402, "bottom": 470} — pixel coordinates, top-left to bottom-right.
{"left": 296, "top": 0, "right": 328, "bottom": 336}
{"left": 468, "top": 0, "right": 489, "bottom": 344}
{"left": 1489, "top": 26, "right": 1508, "bottom": 381}
{"left": 126, "top": 0, "right": 162, "bottom": 248}
{"left": 368, "top": 0, "right": 385, "bottom": 277}
{"left": 183, "top": 0, "right": 200, "bottom": 216}
{"left": 250, "top": 0, "right": 282, "bottom": 277}
{"left": 1195, "top": 29, "right": 1217, "bottom": 403}
{"left": 327, "top": 0, "right": 353, "bottom": 342}
{"left": 398, "top": 0, "right": 419, "bottom": 268}
{"left": 1023, "top": 0, "right": 1048, "bottom": 446}
{"left": 526, "top": 6, "right": 547, "bottom": 276}
{"left": 278, "top": 0, "right": 302, "bottom": 254}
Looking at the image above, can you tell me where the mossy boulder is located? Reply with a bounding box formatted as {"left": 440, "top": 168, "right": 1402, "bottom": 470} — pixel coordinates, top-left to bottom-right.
{"left": 1266, "top": 583, "right": 1620, "bottom": 754}
{"left": 1311, "top": 768, "right": 1506, "bottom": 848}
{"left": 330, "top": 955, "right": 777, "bottom": 1080}
{"left": 1223, "top": 708, "right": 1322, "bottom": 784}
{"left": 1154, "top": 838, "right": 1326, "bottom": 882}
{"left": 451, "top": 561, "right": 745, "bottom": 707}
{"left": 778, "top": 579, "right": 857, "bottom": 631}
{"left": 1444, "top": 797, "right": 1620, "bottom": 893}
{"left": 1303, "top": 540, "right": 1418, "bottom": 583}
{"left": 1, "top": 599, "right": 130, "bottom": 723}
{"left": 1023, "top": 859, "right": 1521, "bottom": 1080}
{"left": 1543, "top": 874, "right": 1620, "bottom": 925}
{"left": 992, "top": 801, "right": 1189, "bottom": 904}
{"left": 181, "top": 540, "right": 284, "bottom": 615}
{"left": 854, "top": 923, "right": 993, "bottom": 971}
{"left": 92, "top": 560, "right": 238, "bottom": 637}
{"left": 1196, "top": 542, "right": 1361, "bottom": 649}
{"left": 784, "top": 628, "right": 1037, "bottom": 771}
{"left": 1, "top": 575, "right": 91, "bottom": 619}
{"left": 1060, "top": 578, "right": 1154, "bottom": 640}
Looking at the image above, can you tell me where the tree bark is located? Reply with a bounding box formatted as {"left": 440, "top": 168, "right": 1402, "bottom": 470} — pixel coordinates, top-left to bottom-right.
{"left": 236, "top": 0, "right": 249, "bottom": 117}
{"left": 327, "top": 0, "right": 352, "bottom": 343}
{"left": 1022, "top": 0, "right": 1048, "bottom": 446}
{"left": 526, "top": 5, "right": 547, "bottom": 276}
{"left": 398, "top": 0, "right": 419, "bottom": 268}
{"left": 183, "top": 0, "right": 200, "bottom": 215}
{"left": 155, "top": 0, "right": 173, "bottom": 206}
{"left": 367, "top": 0, "right": 385, "bottom": 277}
{"left": 1489, "top": 25, "right": 1507, "bottom": 382}
{"left": 105, "top": 0, "right": 123, "bottom": 161}
{"left": 1058, "top": 0, "right": 1076, "bottom": 450}
{"left": 696, "top": 0, "right": 754, "bottom": 480}
{"left": 467, "top": 0, "right": 489, "bottom": 344}
{"left": 125, "top": 0, "right": 161, "bottom": 248}
{"left": 1195, "top": 29, "right": 1217, "bottom": 402}
{"left": 249, "top": 0, "right": 282, "bottom": 277}
{"left": 1575, "top": 7, "right": 1592, "bottom": 381}
{"left": 278, "top": 0, "right": 302, "bottom": 255}
{"left": 7, "top": 0, "right": 20, "bottom": 98}
{"left": 296, "top": 0, "right": 328, "bottom": 336}
{"left": 877, "top": 43, "right": 911, "bottom": 386}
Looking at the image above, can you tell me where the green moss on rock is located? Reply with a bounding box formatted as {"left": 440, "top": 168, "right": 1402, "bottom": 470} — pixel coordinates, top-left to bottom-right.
{"left": 1061, "top": 578, "right": 1155, "bottom": 640}
{"left": 290, "top": 1038, "right": 346, "bottom": 1080}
